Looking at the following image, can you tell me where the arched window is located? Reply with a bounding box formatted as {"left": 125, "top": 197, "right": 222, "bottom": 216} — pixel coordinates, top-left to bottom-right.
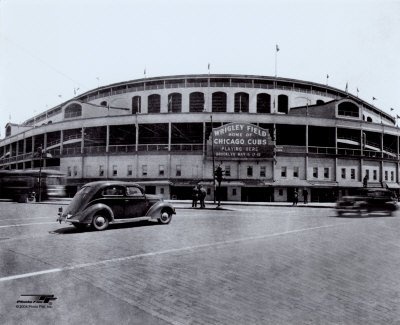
{"left": 338, "top": 101, "right": 359, "bottom": 118}
{"left": 316, "top": 100, "right": 325, "bottom": 105}
{"left": 148, "top": 94, "right": 161, "bottom": 113}
{"left": 189, "top": 92, "right": 205, "bottom": 112}
{"left": 234, "top": 92, "right": 249, "bottom": 113}
{"left": 278, "top": 95, "right": 289, "bottom": 114}
{"left": 64, "top": 103, "right": 82, "bottom": 118}
{"left": 132, "top": 96, "right": 141, "bottom": 114}
{"left": 257, "top": 93, "right": 271, "bottom": 113}
{"left": 212, "top": 92, "right": 227, "bottom": 112}
{"left": 167, "top": 93, "right": 182, "bottom": 113}
{"left": 100, "top": 101, "right": 108, "bottom": 107}
{"left": 367, "top": 116, "right": 372, "bottom": 122}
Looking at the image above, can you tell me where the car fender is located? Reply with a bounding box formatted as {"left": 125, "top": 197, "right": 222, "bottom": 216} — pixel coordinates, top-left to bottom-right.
{"left": 81, "top": 203, "right": 115, "bottom": 223}
{"left": 145, "top": 202, "right": 175, "bottom": 219}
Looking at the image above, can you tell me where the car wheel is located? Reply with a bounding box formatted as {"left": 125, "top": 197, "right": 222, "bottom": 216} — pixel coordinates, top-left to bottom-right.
{"left": 336, "top": 211, "right": 343, "bottom": 216}
{"left": 158, "top": 210, "right": 172, "bottom": 224}
{"left": 92, "top": 214, "right": 109, "bottom": 231}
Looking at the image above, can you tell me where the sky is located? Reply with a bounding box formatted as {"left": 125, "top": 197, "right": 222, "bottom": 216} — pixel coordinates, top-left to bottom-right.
{"left": 0, "top": 0, "right": 399, "bottom": 137}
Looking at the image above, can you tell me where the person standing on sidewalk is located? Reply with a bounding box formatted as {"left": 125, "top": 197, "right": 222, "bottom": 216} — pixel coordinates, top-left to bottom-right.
{"left": 303, "top": 189, "right": 308, "bottom": 204}
{"left": 198, "top": 185, "right": 206, "bottom": 208}
{"left": 192, "top": 186, "right": 198, "bottom": 208}
{"left": 293, "top": 189, "right": 298, "bottom": 206}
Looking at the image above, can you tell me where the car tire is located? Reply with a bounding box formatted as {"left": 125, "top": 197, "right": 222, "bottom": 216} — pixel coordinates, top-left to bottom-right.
{"left": 92, "top": 214, "right": 109, "bottom": 231}
{"left": 337, "top": 211, "right": 343, "bottom": 216}
{"left": 158, "top": 210, "right": 172, "bottom": 225}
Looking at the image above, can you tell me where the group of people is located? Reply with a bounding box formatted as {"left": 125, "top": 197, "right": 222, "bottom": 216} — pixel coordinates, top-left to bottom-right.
{"left": 192, "top": 185, "right": 207, "bottom": 208}
{"left": 293, "top": 188, "right": 308, "bottom": 206}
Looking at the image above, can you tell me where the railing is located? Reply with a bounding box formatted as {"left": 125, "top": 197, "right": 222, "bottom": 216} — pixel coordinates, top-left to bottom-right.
{"left": 84, "top": 146, "right": 107, "bottom": 154}
{"left": 337, "top": 135, "right": 360, "bottom": 142}
{"left": 47, "top": 139, "right": 61, "bottom": 147}
{"left": 47, "top": 148, "right": 61, "bottom": 157}
{"left": 280, "top": 145, "right": 307, "bottom": 153}
{"left": 170, "top": 144, "right": 203, "bottom": 151}
{"left": 62, "top": 147, "right": 81, "bottom": 156}
{"left": 308, "top": 146, "right": 336, "bottom": 154}
{"left": 338, "top": 110, "right": 359, "bottom": 118}
{"left": 63, "top": 134, "right": 82, "bottom": 142}
{"left": 337, "top": 148, "right": 362, "bottom": 156}
{"left": 137, "top": 144, "right": 169, "bottom": 152}
{"left": 108, "top": 145, "right": 136, "bottom": 153}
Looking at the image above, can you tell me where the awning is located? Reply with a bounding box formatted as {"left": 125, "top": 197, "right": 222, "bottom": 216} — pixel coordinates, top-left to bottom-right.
{"left": 384, "top": 182, "right": 400, "bottom": 189}
{"left": 308, "top": 181, "right": 338, "bottom": 187}
{"left": 337, "top": 181, "right": 363, "bottom": 188}
{"left": 198, "top": 181, "right": 246, "bottom": 187}
{"left": 136, "top": 180, "right": 173, "bottom": 186}
{"left": 273, "top": 179, "right": 310, "bottom": 187}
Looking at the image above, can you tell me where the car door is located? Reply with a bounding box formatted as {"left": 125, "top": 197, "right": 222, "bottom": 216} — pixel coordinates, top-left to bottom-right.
{"left": 125, "top": 186, "right": 148, "bottom": 218}
{"left": 100, "top": 185, "right": 126, "bottom": 219}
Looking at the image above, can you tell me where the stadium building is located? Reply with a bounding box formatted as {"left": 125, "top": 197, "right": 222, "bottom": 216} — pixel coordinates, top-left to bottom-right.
{"left": 1, "top": 74, "right": 399, "bottom": 202}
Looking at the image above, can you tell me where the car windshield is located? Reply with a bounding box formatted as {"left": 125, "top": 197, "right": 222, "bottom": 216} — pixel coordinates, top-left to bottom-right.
{"left": 66, "top": 186, "right": 92, "bottom": 214}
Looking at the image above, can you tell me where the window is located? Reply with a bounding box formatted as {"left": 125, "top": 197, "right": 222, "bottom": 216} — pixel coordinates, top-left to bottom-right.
{"left": 159, "top": 165, "right": 165, "bottom": 176}
{"left": 99, "top": 165, "right": 104, "bottom": 177}
{"left": 113, "top": 165, "right": 118, "bottom": 176}
{"left": 281, "top": 167, "right": 287, "bottom": 177}
{"left": 225, "top": 165, "right": 231, "bottom": 177}
{"left": 338, "top": 101, "right": 359, "bottom": 118}
{"left": 351, "top": 168, "right": 356, "bottom": 180}
{"left": 391, "top": 171, "right": 395, "bottom": 182}
{"left": 279, "top": 189, "right": 283, "bottom": 196}
{"left": 64, "top": 103, "right": 82, "bottom": 119}
{"left": 260, "top": 166, "right": 266, "bottom": 177}
{"left": 212, "top": 92, "right": 227, "bottom": 112}
{"left": 257, "top": 93, "right": 271, "bottom": 113}
{"left": 207, "top": 188, "right": 211, "bottom": 195}
{"left": 148, "top": 94, "right": 161, "bottom": 113}
{"left": 127, "top": 165, "right": 133, "bottom": 176}
{"left": 293, "top": 167, "right": 299, "bottom": 178}
{"left": 365, "top": 169, "right": 370, "bottom": 180}
{"left": 142, "top": 165, "right": 148, "bottom": 176}
{"left": 73, "top": 166, "right": 78, "bottom": 177}
{"left": 234, "top": 92, "right": 249, "bottom": 113}
{"left": 341, "top": 168, "right": 346, "bottom": 179}
{"left": 232, "top": 188, "right": 237, "bottom": 196}
{"left": 324, "top": 168, "right": 329, "bottom": 179}
{"left": 126, "top": 186, "right": 143, "bottom": 196}
{"left": 167, "top": 93, "right": 182, "bottom": 113}
{"left": 67, "top": 166, "right": 72, "bottom": 177}
{"left": 278, "top": 95, "right": 288, "bottom": 114}
{"left": 313, "top": 167, "right": 318, "bottom": 178}
{"left": 160, "top": 188, "right": 165, "bottom": 194}
{"left": 103, "top": 186, "right": 124, "bottom": 196}
{"left": 189, "top": 92, "right": 205, "bottom": 112}
{"left": 385, "top": 171, "right": 388, "bottom": 181}
{"left": 132, "top": 96, "right": 141, "bottom": 114}
{"left": 176, "top": 165, "right": 181, "bottom": 177}
{"left": 247, "top": 166, "right": 253, "bottom": 177}
{"left": 373, "top": 170, "right": 377, "bottom": 180}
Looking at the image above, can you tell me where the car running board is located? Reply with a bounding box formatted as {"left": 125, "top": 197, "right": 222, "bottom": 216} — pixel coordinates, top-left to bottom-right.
{"left": 111, "top": 216, "right": 153, "bottom": 224}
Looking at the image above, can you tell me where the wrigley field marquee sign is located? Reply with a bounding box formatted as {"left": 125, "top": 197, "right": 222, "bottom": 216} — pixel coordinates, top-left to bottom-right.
{"left": 207, "top": 122, "right": 275, "bottom": 160}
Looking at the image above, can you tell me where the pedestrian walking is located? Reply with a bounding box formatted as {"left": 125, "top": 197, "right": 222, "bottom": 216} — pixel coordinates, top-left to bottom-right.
{"left": 198, "top": 185, "right": 206, "bottom": 208}
{"left": 303, "top": 189, "right": 308, "bottom": 204}
{"left": 192, "top": 186, "right": 198, "bottom": 208}
{"left": 293, "top": 189, "right": 298, "bottom": 206}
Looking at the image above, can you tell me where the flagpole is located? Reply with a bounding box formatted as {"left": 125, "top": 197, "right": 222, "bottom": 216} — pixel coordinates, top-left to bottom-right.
{"left": 274, "top": 45, "right": 279, "bottom": 77}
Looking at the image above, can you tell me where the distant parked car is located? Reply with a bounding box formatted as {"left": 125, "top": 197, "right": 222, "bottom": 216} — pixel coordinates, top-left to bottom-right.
{"left": 336, "top": 188, "right": 397, "bottom": 216}
{"left": 57, "top": 181, "right": 175, "bottom": 230}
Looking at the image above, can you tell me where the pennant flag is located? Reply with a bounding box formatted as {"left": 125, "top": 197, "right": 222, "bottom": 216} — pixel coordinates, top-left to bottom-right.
{"left": 357, "top": 88, "right": 359, "bottom": 92}
{"left": 326, "top": 74, "right": 329, "bottom": 79}
{"left": 208, "top": 63, "right": 210, "bottom": 70}
{"left": 372, "top": 97, "right": 377, "bottom": 100}
{"left": 397, "top": 115, "right": 400, "bottom": 119}
{"left": 144, "top": 68, "right": 146, "bottom": 75}
{"left": 345, "top": 82, "right": 348, "bottom": 92}
{"left": 276, "top": 44, "right": 280, "bottom": 52}
{"left": 390, "top": 108, "right": 394, "bottom": 111}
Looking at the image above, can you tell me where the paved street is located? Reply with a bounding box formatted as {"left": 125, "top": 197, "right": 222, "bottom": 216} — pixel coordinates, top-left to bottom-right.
{"left": 0, "top": 202, "right": 400, "bottom": 324}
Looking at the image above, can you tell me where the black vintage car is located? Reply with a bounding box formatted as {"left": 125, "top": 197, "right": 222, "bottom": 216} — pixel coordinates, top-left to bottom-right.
{"left": 57, "top": 181, "right": 176, "bottom": 230}
{"left": 336, "top": 188, "right": 397, "bottom": 216}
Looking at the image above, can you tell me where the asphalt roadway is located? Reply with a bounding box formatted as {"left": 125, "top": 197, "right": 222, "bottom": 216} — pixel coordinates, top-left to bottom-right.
{"left": 0, "top": 202, "right": 399, "bottom": 324}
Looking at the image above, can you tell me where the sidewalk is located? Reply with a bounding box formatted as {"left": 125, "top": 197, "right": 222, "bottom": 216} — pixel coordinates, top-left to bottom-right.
{"left": 7, "top": 198, "right": 335, "bottom": 209}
